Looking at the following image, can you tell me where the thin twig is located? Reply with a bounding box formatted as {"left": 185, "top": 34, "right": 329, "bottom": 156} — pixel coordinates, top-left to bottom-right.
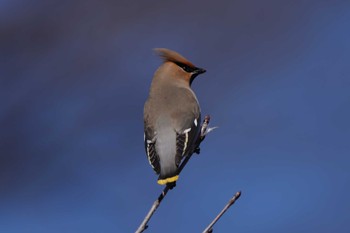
{"left": 135, "top": 115, "right": 212, "bottom": 233}
{"left": 135, "top": 186, "right": 169, "bottom": 233}
{"left": 202, "top": 191, "right": 242, "bottom": 233}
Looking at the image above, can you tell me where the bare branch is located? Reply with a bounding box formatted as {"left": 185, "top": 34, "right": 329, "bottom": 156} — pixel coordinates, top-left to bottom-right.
{"left": 135, "top": 186, "right": 170, "bottom": 233}
{"left": 202, "top": 191, "right": 242, "bottom": 233}
{"left": 135, "top": 115, "right": 212, "bottom": 233}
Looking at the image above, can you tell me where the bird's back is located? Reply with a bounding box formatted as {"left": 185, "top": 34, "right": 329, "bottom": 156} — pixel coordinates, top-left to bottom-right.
{"left": 143, "top": 48, "right": 205, "bottom": 186}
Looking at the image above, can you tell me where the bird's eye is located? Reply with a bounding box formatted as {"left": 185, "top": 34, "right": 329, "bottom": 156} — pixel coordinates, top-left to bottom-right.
{"left": 182, "top": 65, "right": 194, "bottom": 73}
{"left": 175, "top": 62, "right": 195, "bottom": 73}
{"left": 174, "top": 62, "right": 197, "bottom": 73}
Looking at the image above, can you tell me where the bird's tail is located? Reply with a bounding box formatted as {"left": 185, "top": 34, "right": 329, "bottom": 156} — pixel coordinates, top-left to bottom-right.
{"left": 157, "top": 174, "right": 179, "bottom": 185}
{"left": 158, "top": 177, "right": 178, "bottom": 190}
{"left": 155, "top": 126, "right": 179, "bottom": 188}
{"left": 158, "top": 168, "right": 179, "bottom": 189}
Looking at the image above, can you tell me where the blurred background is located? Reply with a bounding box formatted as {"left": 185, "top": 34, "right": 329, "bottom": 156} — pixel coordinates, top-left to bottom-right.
{"left": 1, "top": 0, "right": 349, "bottom": 232}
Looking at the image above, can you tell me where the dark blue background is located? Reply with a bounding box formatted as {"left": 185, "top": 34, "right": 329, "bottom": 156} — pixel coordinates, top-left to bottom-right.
{"left": 1, "top": 1, "right": 349, "bottom": 232}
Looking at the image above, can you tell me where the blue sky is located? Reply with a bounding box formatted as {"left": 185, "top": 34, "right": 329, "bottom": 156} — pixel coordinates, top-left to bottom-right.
{"left": 1, "top": 1, "right": 349, "bottom": 232}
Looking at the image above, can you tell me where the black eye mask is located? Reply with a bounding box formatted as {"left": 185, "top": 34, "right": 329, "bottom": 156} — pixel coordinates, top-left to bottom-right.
{"left": 175, "top": 62, "right": 197, "bottom": 73}
{"left": 174, "top": 62, "right": 206, "bottom": 85}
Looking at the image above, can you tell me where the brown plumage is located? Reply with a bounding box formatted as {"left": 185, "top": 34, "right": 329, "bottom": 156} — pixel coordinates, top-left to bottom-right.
{"left": 144, "top": 48, "right": 206, "bottom": 188}
{"left": 154, "top": 48, "right": 196, "bottom": 68}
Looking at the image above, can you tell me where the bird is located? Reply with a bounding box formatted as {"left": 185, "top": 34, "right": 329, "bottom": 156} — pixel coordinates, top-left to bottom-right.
{"left": 144, "top": 48, "right": 206, "bottom": 188}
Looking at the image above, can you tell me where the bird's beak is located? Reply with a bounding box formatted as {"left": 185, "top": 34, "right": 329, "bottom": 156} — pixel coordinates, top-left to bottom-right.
{"left": 194, "top": 67, "right": 206, "bottom": 75}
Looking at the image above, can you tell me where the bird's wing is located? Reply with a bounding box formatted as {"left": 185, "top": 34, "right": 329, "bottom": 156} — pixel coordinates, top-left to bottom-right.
{"left": 144, "top": 98, "right": 161, "bottom": 174}
{"left": 175, "top": 114, "right": 201, "bottom": 167}
{"left": 172, "top": 88, "right": 201, "bottom": 167}
{"left": 144, "top": 126, "right": 161, "bottom": 174}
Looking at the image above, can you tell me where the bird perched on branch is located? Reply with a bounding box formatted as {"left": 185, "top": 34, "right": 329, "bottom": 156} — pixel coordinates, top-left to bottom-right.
{"left": 144, "top": 48, "right": 206, "bottom": 188}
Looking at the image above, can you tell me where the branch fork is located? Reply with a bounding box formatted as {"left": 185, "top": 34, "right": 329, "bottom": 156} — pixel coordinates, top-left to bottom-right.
{"left": 136, "top": 115, "right": 240, "bottom": 233}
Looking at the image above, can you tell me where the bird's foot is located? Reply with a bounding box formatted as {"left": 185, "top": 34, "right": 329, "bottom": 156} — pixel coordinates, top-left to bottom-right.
{"left": 194, "top": 147, "right": 201, "bottom": 154}
{"left": 166, "top": 182, "right": 176, "bottom": 190}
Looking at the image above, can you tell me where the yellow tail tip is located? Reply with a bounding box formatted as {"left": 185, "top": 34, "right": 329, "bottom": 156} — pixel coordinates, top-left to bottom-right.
{"left": 157, "top": 175, "right": 179, "bottom": 185}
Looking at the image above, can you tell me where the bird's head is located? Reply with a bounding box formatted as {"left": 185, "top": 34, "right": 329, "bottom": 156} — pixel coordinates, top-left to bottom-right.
{"left": 154, "top": 48, "right": 206, "bottom": 86}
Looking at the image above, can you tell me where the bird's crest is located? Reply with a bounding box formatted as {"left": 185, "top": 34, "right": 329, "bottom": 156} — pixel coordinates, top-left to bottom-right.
{"left": 154, "top": 48, "right": 195, "bottom": 68}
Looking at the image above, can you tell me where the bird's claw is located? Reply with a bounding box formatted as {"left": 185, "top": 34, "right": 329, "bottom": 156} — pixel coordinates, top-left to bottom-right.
{"left": 194, "top": 147, "right": 201, "bottom": 154}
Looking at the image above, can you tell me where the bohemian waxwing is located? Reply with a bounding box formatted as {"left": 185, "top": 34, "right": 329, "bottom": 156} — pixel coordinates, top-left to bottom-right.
{"left": 144, "top": 48, "right": 206, "bottom": 188}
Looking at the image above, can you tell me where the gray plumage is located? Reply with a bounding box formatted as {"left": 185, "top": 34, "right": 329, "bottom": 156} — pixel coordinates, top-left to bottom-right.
{"left": 144, "top": 48, "right": 206, "bottom": 186}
